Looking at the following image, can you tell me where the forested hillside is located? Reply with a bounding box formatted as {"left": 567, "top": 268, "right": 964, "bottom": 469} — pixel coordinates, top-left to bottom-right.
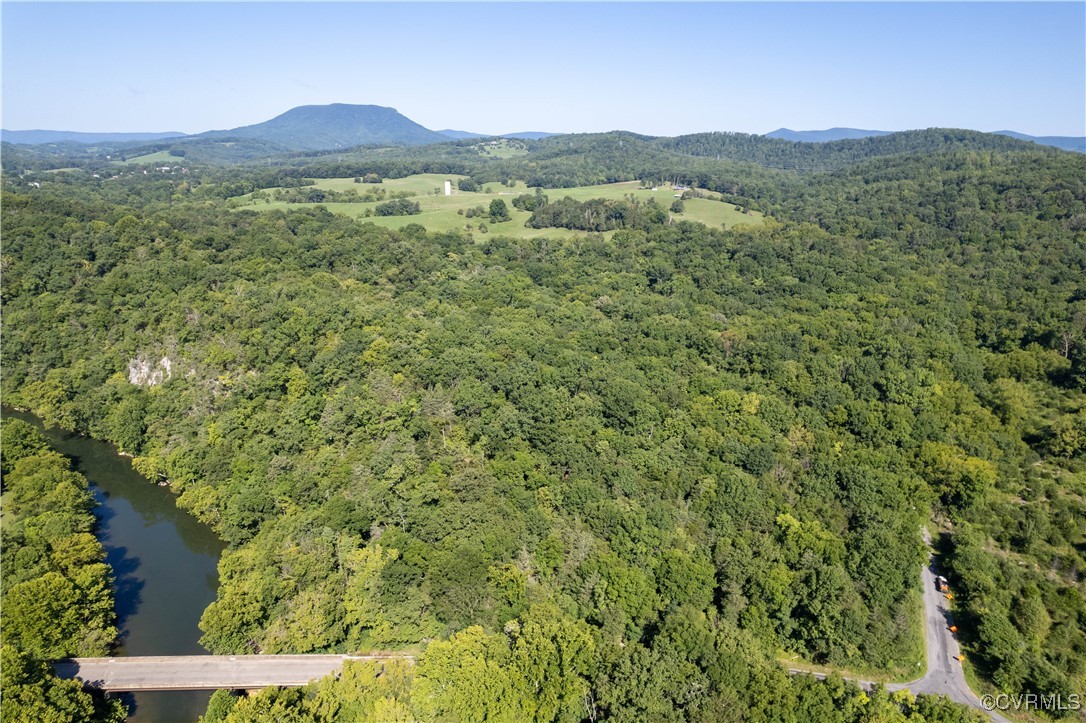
{"left": 653, "top": 129, "right": 1040, "bottom": 170}
{"left": 2, "top": 125, "right": 1049, "bottom": 179}
{"left": 1, "top": 137, "right": 1083, "bottom": 721}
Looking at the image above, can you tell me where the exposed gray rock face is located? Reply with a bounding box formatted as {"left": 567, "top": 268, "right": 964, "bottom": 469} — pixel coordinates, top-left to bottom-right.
{"left": 128, "top": 356, "right": 173, "bottom": 386}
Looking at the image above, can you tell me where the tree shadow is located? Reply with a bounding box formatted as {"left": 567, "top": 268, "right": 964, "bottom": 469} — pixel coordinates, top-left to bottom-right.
{"left": 105, "top": 545, "right": 144, "bottom": 632}
{"left": 114, "top": 692, "right": 138, "bottom": 718}
{"left": 90, "top": 487, "right": 117, "bottom": 527}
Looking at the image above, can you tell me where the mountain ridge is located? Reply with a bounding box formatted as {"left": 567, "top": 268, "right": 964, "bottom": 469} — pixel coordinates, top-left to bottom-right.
{"left": 3, "top": 105, "right": 1081, "bottom": 155}
{"left": 991, "top": 130, "right": 1085, "bottom": 154}
{"left": 437, "top": 129, "right": 560, "bottom": 140}
{"left": 766, "top": 126, "right": 1084, "bottom": 152}
{"left": 1, "top": 129, "right": 186, "bottom": 144}
{"left": 766, "top": 128, "right": 893, "bottom": 142}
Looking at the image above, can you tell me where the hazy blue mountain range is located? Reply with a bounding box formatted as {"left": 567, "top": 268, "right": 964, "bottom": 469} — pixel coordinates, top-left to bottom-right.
{"left": 766, "top": 126, "right": 1084, "bottom": 152}
{"left": 765, "top": 128, "right": 893, "bottom": 142}
{"left": 436, "top": 129, "right": 485, "bottom": 140}
{"left": 2, "top": 107, "right": 562, "bottom": 151}
{"left": 503, "top": 131, "right": 560, "bottom": 140}
{"left": 437, "top": 129, "right": 560, "bottom": 140}
{"left": 0, "top": 129, "right": 186, "bottom": 144}
{"left": 4, "top": 105, "right": 1080, "bottom": 154}
{"left": 992, "top": 130, "right": 1086, "bottom": 154}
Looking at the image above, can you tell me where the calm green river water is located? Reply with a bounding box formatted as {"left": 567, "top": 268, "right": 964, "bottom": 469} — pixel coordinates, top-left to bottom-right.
{"left": 3, "top": 408, "right": 227, "bottom": 722}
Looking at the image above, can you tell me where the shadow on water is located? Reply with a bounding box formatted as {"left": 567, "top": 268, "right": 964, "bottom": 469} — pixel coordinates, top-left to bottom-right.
{"left": 91, "top": 487, "right": 118, "bottom": 527}
{"left": 90, "top": 487, "right": 146, "bottom": 630}
{"left": 105, "top": 546, "right": 144, "bottom": 632}
{"left": 115, "top": 693, "right": 138, "bottom": 719}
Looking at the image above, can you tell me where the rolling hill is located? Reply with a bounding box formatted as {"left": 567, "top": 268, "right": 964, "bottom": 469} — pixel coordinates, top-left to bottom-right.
{"left": 766, "top": 126, "right": 1084, "bottom": 153}
{"left": 655, "top": 128, "right": 1046, "bottom": 171}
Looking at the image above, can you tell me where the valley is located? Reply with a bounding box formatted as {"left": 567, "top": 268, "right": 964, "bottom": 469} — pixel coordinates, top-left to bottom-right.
{"left": 2, "top": 103, "right": 1083, "bottom": 723}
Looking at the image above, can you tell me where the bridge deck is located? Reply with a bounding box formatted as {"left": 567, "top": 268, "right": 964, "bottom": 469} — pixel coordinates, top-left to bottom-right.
{"left": 53, "top": 654, "right": 414, "bottom": 692}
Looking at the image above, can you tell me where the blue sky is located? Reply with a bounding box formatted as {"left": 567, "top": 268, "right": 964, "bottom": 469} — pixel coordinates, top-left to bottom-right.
{"left": 2, "top": 2, "right": 1084, "bottom": 136}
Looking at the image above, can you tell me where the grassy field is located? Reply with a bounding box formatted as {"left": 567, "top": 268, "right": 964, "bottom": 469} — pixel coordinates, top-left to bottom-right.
{"left": 542, "top": 181, "right": 759, "bottom": 228}
{"left": 476, "top": 139, "right": 530, "bottom": 158}
{"left": 236, "top": 175, "right": 763, "bottom": 240}
{"left": 310, "top": 173, "right": 465, "bottom": 195}
{"left": 114, "top": 150, "right": 182, "bottom": 165}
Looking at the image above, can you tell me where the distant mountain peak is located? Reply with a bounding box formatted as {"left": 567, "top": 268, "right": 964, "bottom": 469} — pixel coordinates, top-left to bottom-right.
{"left": 196, "top": 103, "right": 449, "bottom": 150}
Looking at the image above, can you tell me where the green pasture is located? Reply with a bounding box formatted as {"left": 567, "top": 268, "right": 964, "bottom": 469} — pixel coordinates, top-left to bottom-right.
{"left": 480, "top": 180, "right": 532, "bottom": 193}
{"left": 113, "top": 150, "right": 182, "bottom": 165}
{"left": 239, "top": 197, "right": 586, "bottom": 240}
{"left": 542, "top": 181, "right": 760, "bottom": 227}
{"left": 235, "top": 175, "right": 763, "bottom": 238}
{"left": 311, "top": 173, "right": 467, "bottom": 195}
{"left": 476, "top": 139, "right": 530, "bottom": 158}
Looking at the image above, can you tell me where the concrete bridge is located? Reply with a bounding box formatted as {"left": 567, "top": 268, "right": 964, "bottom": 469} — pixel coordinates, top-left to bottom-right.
{"left": 52, "top": 654, "right": 415, "bottom": 692}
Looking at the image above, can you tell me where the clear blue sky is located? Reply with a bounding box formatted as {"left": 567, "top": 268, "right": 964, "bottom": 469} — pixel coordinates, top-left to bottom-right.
{"left": 2, "top": 2, "right": 1084, "bottom": 136}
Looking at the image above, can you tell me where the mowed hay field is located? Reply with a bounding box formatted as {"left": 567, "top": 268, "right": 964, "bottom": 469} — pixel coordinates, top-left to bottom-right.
{"left": 114, "top": 150, "right": 182, "bottom": 165}
{"left": 235, "top": 175, "right": 762, "bottom": 239}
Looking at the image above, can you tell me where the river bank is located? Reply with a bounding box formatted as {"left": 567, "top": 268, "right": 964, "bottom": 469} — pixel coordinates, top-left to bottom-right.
{"left": 2, "top": 408, "right": 227, "bottom": 722}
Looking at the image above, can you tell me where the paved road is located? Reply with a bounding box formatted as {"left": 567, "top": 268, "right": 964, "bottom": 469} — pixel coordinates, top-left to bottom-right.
{"left": 889, "top": 531, "right": 1009, "bottom": 722}
{"left": 53, "top": 654, "right": 414, "bottom": 692}
{"left": 790, "top": 529, "right": 1008, "bottom": 723}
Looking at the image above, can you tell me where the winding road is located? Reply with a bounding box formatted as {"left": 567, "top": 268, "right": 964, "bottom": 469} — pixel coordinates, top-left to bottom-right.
{"left": 789, "top": 529, "right": 1008, "bottom": 722}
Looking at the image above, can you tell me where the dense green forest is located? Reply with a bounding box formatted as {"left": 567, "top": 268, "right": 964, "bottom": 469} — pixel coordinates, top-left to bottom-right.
{"left": 1, "top": 130, "right": 1083, "bottom": 720}
{"left": 652, "top": 129, "right": 1038, "bottom": 171}
{"left": 195, "top": 656, "right": 989, "bottom": 723}
{"left": 0, "top": 420, "right": 126, "bottom": 722}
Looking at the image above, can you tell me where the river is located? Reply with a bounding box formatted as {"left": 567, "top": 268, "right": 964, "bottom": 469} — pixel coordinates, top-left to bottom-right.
{"left": 3, "top": 408, "right": 227, "bottom": 722}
